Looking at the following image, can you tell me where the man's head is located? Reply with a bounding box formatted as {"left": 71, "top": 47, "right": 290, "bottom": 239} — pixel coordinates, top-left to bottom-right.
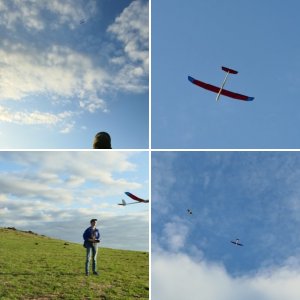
{"left": 93, "top": 132, "right": 112, "bottom": 149}
{"left": 90, "top": 219, "right": 97, "bottom": 227}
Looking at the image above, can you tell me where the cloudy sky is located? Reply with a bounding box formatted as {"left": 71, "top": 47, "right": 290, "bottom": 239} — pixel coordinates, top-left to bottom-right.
{"left": 0, "top": 0, "right": 148, "bottom": 149}
{"left": 0, "top": 151, "right": 149, "bottom": 251}
{"left": 152, "top": 151, "right": 300, "bottom": 299}
{"left": 152, "top": 0, "right": 300, "bottom": 149}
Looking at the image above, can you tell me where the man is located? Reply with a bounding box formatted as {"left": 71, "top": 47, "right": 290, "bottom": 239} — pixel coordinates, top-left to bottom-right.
{"left": 83, "top": 219, "right": 100, "bottom": 276}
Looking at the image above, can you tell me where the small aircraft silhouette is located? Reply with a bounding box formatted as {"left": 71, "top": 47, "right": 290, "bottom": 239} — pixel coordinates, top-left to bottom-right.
{"left": 187, "top": 209, "right": 192, "bottom": 215}
{"left": 118, "top": 192, "right": 149, "bottom": 206}
{"left": 230, "top": 238, "right": 243, "bottom": 246}
{"left": 80, "top": 19, "right": 85, "bottom": 24}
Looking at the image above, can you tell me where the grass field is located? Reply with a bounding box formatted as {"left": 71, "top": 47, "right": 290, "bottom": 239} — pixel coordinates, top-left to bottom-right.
{"left": 0, "top": 228, "right": 149, "bottom": 299}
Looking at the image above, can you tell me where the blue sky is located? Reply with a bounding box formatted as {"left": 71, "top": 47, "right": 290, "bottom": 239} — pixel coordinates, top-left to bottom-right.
{"left": 152, "top": 0, "right": 300, "bottom": 149}
{"left": 0, "top": 0, "right": 148, "bottom": 149}
{"left": 0, "top": 151, "right": 149, "bottom": 251}
{"left": 152, "top": 151, "right": 300, "bottom": 299}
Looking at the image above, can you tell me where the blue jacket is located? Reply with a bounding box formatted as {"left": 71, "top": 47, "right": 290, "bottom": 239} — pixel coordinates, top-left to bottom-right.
{"left": 83, "top": 227, "right": 100, "bottom": 247}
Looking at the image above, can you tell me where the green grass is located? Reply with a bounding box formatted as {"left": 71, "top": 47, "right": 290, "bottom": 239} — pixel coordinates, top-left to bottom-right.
{"left": 0, "top": 228, "right": 149, "bottom": 299}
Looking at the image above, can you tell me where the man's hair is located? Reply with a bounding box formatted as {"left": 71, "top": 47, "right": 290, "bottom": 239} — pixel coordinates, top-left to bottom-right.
{"left": 93, "top": 132, "right": 112, "bottom": 149}
{"left": 90, "top": 219, "right": 97, "bottom": 223}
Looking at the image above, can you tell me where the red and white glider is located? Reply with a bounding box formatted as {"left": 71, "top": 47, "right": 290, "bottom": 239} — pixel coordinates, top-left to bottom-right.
{"left": 118, "top": 192, "right": 149, "bottom": 206}
{"left": 188, "top": 66, "right": 254, "bottom": 101}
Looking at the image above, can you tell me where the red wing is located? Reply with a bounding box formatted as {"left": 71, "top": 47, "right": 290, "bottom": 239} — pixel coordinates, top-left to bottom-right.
{"left": 188, "top": 76, "right": 254, "bottom": 101}
{"left": 125, "top": 192, "right": 145, "bottom": 202}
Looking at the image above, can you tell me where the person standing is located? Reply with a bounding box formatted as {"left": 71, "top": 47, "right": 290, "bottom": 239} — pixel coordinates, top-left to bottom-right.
{"left": 83, "top": 219, "right": 100, "bottom": 276}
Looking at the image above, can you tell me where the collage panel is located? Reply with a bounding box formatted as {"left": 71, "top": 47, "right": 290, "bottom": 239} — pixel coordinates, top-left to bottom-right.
{"left": 0, "top": 151, "right": 149, "bottom": 299}
{"left": 152, "top": 0, "right": 300, "bottom": 149}
{"left": 152, "top": 151, "right": 300, "bottom": 299}
{"left": 0, "top": 0, "right": 149, "bottom": 149}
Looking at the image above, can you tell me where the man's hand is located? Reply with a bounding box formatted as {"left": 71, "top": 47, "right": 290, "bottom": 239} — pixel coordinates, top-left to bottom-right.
{"left": 88, "top": 238, "right": 100, "bottom": 243}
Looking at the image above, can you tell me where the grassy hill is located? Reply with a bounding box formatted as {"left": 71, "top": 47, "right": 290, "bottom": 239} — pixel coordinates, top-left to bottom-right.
{"left": 0, "top": 228, "right": 149, "bottom": 299}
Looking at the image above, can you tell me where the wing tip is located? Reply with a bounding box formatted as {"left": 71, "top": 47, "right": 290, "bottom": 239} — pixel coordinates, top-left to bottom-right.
{"left": 188, "top": 76, "right": 194, "bottom": 83}
{"left": 247, "top": 97, "right": 255, "bottom": 101}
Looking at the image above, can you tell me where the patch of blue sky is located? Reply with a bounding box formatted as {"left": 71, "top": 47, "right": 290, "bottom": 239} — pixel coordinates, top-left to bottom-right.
{"left": 152, "top": 0, "right": 300, "bottom": 149}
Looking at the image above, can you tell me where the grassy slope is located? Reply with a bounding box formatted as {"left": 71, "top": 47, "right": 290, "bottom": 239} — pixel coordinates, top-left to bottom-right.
{"left": 0, "top": 228, "right": 149, "bottom": 299}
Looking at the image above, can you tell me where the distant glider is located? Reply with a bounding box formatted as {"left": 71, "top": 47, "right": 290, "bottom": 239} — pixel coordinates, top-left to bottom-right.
{"left": 188, "top": 66, "right": 254, "bottom": 101}
{"left": 230, "top": 238, "right": 244, "bottom": 246}
{"left": 118, "top": 192, "right": 149, "bottom": 206}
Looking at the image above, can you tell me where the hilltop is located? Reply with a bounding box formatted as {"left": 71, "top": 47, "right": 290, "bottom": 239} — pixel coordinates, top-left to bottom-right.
{"left": 0, "top": 227, "right": 149, "bottom": 299}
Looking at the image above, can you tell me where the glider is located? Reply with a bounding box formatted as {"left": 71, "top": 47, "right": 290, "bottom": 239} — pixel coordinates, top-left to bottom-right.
{"left": 230, "top": 238, "right": 243, "bottom": 246}
{"left": 188, "top": 66, "right": 254, "bottom": 101}
{"left": 187, "top": 209, "right": 192, "bottom": 215}
{"left": 118, "top": 192, "right": 149, "bottom": 206}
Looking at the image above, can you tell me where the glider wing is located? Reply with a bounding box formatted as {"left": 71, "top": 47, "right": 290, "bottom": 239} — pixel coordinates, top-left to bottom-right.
{"left": 125, "top": 192, "right": 149, "bottom": 203}
{"left": 231, "top": 240, "right": 243, "bottom": 246}
{"left": 188, "top": 76, "right": 254, "bottom": 101}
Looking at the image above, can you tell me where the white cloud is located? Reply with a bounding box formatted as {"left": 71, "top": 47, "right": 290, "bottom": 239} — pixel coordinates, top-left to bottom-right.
{"left": 79, "top": 96, "right": 108, "bottom": 113}
{"left": 107, "top": 0, "right": 149, "bottom": 93}
{"left": 0, "top": 105, "right": 73, "bottom": 126}
{"left": 0, "top": 0, "right": 96, "bottom": 31}
{"left": 0, "top": 44, "right": 109, "bottom": 105}
{"left": 0, "top": 151, "right": 140, "bottom": 201}
{"left": 152, "top": 251, "right": 300, "bottom": 300}
{"left": 0, "top": 43, "right": 110, "bottom": 130}
{"left": 59, "top": 121, "right": 75, "bottom": 134}
{"left": 0, "top": 0, "right": 44, "bottom": 31}
{"left": 65, "top": 175, "right": 86, "bottom": 187}
{"left": 0, "top": 174, "right": 73, "bottom": 203}
{"left": 162, "top": 220, "right": 189, "bottom": 252}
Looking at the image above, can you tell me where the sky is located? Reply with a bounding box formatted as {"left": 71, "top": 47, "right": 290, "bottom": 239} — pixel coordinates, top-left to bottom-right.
{"left": 152, "top": 151, "right": 300, "bottom": 299}
{"left": 0, "top": 151, "right": 149, "bottom": 251}
{"left": 152, "top": 0, "right": 300, "bottom": 149}
{"left": 0, "top": 0, "right": 149, "bottom": 149}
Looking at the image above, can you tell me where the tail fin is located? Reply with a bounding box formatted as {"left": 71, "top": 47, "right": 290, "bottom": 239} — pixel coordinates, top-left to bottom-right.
{"left": 222, "top": 66, "right": 238, "bottom": 74}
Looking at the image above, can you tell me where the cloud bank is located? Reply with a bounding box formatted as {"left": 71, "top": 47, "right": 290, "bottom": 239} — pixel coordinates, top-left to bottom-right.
{"left": 152, "top": 251, "right": 300, "bottom": 300}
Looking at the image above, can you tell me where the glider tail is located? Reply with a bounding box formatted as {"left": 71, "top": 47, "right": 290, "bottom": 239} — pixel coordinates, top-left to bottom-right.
{"left": 118, "top": 199, "right": 127, "bottom": 206}
{"left": 222, "top": 66, "right": 238, "bottom": 74}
